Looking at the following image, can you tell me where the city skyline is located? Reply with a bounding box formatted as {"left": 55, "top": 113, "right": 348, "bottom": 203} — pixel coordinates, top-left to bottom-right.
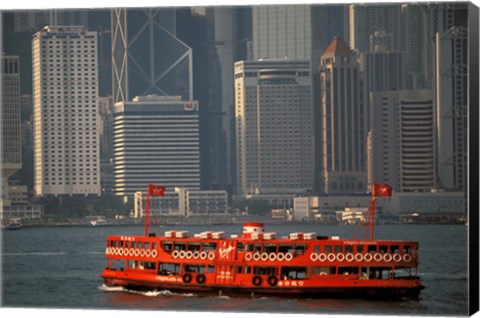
{"left": 0, "top": 2, "right": 475, "bottom": 219}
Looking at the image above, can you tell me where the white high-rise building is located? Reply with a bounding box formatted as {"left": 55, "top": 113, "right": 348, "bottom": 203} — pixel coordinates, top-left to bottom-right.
{"left": 234, "top": 60, "right": 314, "bottom": 198}
{"left": 113, "top": 95, "right": 200, "bottom": 197}
{"left": 370, "top": 90, "right": 435, "bottom": 193}
{"left": 32, "top": 26, "right": 101, "bottom": 196}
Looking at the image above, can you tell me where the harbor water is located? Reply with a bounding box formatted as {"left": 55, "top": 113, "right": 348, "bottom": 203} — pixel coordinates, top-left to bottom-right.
{"left": 0, "top": 223, "right": 469, "bottom": 316}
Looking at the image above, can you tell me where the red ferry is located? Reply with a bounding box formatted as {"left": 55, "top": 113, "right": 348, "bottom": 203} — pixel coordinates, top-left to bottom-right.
{"left": 100, "top": 184, "right": 424, "bottom": 299}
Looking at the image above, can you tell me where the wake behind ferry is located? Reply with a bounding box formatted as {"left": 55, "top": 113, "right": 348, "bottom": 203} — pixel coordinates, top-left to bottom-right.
{"left": 100, "top": 184, "right": 424, "bottom": 299}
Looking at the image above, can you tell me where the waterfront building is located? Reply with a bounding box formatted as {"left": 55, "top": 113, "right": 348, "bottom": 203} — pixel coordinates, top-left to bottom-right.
{"left": 32, "top": 25, "right": 101, "bottom": 197}
{"left": 319, "top": 37, "right": 367, "bottom": 194}
{"left": 1, "top": 55, "right": 22, "bottom": 208}
{"left": 113, "top": 95, "right": 200, "bottom": 197}
{"left": 234, "top": 60, "right": 314, "bottom": 199}
{"left": 370, "top": 90, "right": 435, "bottom": 193}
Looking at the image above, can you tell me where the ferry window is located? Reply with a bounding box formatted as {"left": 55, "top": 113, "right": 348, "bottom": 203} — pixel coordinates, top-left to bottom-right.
{"left": 253, "top": 244, "right": 262, "bottom": 252}
{"left": 379, "top": 245, "right": 388, "bottom": 253}
{"left": 253, "top": 266, "right": 275, "bottom": 275}
{"left": 264, "top": 244, "right": 276, "bottom": 253}
{"left": 390, "top": 245, "right": 399, "bottom": 253}
{"left": 237, "top": 243, "right": 245, "bottom": 252}
{"left": 202, "top": 243, "right": 216, "bottom": 251}
{"left": 311, "top": 266, "right": 335, "bottom": 275}
{"left": 338, "top": 267, "right": 359, "bottom": 275}
{"left": 246, "top": 244, "right": 254, "bottom": 252}
{"left": 207, "top": 265, "right": 215, "bottom": 273}
{"left": 141, "top": 262, "right": 156, "bottom": 270}
{"left": 314, "top": 245, "right": 320, "bottom": 253}
{"left": 345, "top": 245, "right": 354, "bottom": 253}
{"left": 356, "top": 245, "right": 364, "bottom": 253}
{"left": 324, "top": 245, "right": 332, "bottom": 253}
{"left": 163, "top": 242, "right": 173, "bottom": 252}
{"left": 158, "top": 262, "right": 180, "bottom": 275}
{"left": 294, "top": 244, "right": 307, "bottom": 255}
{"left": 278, "top": 244, "right": 291, "bottom": 253}
{"left": 236, "top": 266, "right": 243, "bottom": 274}
{"left": 152, "top": 243, "right": 157, "bottom": 250}
{"left": 130, "top": 242, "right": 136, "bottom": 248}
{"left": 144, "top": 242, "right": 150, "bottom": 249}
{"left": 174, "top": 243, "right": 186, "bottom": 251}
{"left": 281, "top": 267, "right": 308, "bottom": 280}
{"left": 403, "top": 245, "right": 411, "bottom": 254}
{"left": 187, "top": 243, "right": 201, "bottom": 251}
{"left": 367, "top": 245, "right": 377, "bottom": 253}
{"left": 124, "top": 241, "right": 130, "bottom": 248}
{"left": 244, "top": 266, "right": 252, "bottom": 274}
{"left": 137, "top": 242, "right": 143, "bottom": 249}
{"left": 334, "top": 245, "right": 343, "bottom": 253}
{"left": 185, "top": 264, "right": 202, "bottom": 273}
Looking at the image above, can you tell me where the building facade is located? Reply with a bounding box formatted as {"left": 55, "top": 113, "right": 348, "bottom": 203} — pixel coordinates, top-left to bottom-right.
{"left": 32, "top": 26, "right": 101, "bottom": 197}
{"left": 234, "top": 60, "right": 314, "bottom": 198}
{"left": 370, "top": 90, "right": 435, "bottom": 192}
{"left": 1, "top": 55, "right": 22, "bottom": 208}
{"left": 111, "top": 8, "right": 193, "bottom": 103}
{"left": 113, "top": 95, "right": 200, "bottom": 197}
{"left": 319, "top": 37, "right": 367, "bottom": 194}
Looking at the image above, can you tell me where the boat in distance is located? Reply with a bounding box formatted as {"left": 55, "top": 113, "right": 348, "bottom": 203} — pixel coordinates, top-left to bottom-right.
{"left": 100, "top": 184, "right": 424, "bottom": 299}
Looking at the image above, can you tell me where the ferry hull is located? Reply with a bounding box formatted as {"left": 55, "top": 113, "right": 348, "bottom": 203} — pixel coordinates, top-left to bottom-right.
{"left": 101, "top": 274, "right": 424, "bottom": 300}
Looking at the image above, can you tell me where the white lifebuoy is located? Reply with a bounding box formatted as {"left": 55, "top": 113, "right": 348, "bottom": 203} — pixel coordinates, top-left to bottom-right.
{"left": 253, "top": 252, "right": 261, "bottom": 261}
{"left": 261, "top": 253, "right": 269, "bottom": 261}
{"left": 269, "top": 253, "right": 277, "bottom": 261}
{"left": 318, "top": 253, "right": 327, "bottom": 262}
{"left": 403, "top": 254, "right": 413, "bottom": 262}
{"left": 193, "top": 251, "right": 200, "bottom": 259}
{"left": 355, "top": 253, "right": 364, "bottom": 262}
{"left": 320, "top": 272, "right": 327, "bottom": 276}
{"left": 118, "top": 248, "right": 124, "bottom": 256}
{"left": 327, "top": 253, "right": 336, "bottom": 262}
{"left": 200, "top": 251, "right": 207, "bottom": 260}
{"left": 128, "top": 248, "right": 135, "bottom": 257}
{"left": 172, "top": 250, "right": 179, "bottom": 258}
{"left": 277, "top": 253, "right": 285, "bottom": 261}
{"left": 145, "top": 249, "right": 152, "bottom": 258}
{"left": 336, "top": 253, "right": 345, "bottom": 262}
{"left": 208, "top": 252, "right": 215, "bottom": 260}
{"left": 285, "top": 252, "right": 293, "bottom": 261}
{"left": 179, "top": 250, "right": 186, "bottom": 259}
{"left": 186, "top": 251, "right": 193, "bottom": 259}
{"left": 310, "top": 253, "right": 319, "bottom": 261}
{"left": 134, "top": 249, "right": 140, "bottom": 257}
{"left": 374, "top": 253, "right": 383, "bottom": 262}
{"left": 383, "top": 253, "right": 393, "bottom": 262}
{"left": 363, "top": 253, "right": 373, "bottom": 262}
{"left": 111, "top": 247, "right": 117, "bottom": 255}
{"left": 345, "top": 253, "right": 355, "bottom": 262}
{"left": 393, "top": 253, "right": 402, "bottom": 262}
{"left": 105, "top": 247, "right": 109, "bottom": 255}
{"left": 151, "top": 250, "right": 158, "bottom": 258}
{"left": 140, "top": 249, "right": 146, "bottom": 257}
{"left": 245, "top": 252, "right": 253, "bottom": 261}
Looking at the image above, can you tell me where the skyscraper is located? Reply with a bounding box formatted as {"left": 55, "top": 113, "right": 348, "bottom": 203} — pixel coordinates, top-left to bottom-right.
{"left": 32, "top": 25, "right": 100, "bottom": 196}
{"left": 111, "top": 8, "right": 193, "bottom": 103}
{"left": 113, "top": 95, "right": 200, "bottom": 197}
{"left": 234, "top": 60, "right": 314, "bottom": 198}
{"left": 370, "top": 90, "right": 435, "bottom": 192}
{"left": 319, "top": 37, "right": 367, "bottom": 194}
{"left": 434, "top": 3, "right": 468, "bottom": 192}
{"left": 1, "top": 55, "right": 22, "bottom": 208}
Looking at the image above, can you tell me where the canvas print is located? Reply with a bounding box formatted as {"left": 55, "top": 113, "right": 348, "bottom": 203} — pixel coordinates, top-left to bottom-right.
{"left": 0, "top": 2, "right": 478, "bottom": 317}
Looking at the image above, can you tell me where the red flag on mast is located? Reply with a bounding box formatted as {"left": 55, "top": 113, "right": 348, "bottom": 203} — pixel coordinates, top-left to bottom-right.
{"left": 148, "top": 184, "right": 165, "bottom": 197}
{"left": 372, "top": 184, "right": 392, "bottom": 197}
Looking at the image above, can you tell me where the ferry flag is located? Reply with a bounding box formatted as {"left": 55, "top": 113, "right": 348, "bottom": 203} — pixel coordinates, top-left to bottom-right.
{"left": 148, "top": 184, "right": 165, "bottom": 197}
{"left": 372, "top": 184, "right": 392, "bottom": 197}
